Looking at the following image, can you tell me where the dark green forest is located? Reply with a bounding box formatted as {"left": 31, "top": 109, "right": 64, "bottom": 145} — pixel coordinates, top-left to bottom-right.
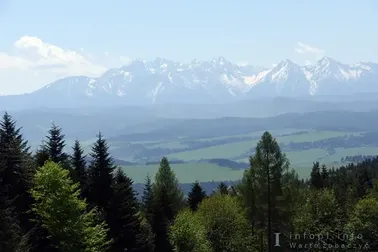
{"left": 1, "top": 112, "right": 377, "bottom": 252}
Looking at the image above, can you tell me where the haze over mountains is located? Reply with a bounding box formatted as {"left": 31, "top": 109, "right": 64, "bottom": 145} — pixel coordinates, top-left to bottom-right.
{"left": 1, "top": 56, "right": 377, "bottom": 110}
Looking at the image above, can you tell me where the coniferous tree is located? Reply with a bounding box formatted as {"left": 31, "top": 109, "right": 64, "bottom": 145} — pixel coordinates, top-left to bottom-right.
{"left": 239, "top": 160, "right": 258, "bottom": 234}
{"left": 0, "top": 113, "right": 55, "bottom": 252}
{"left": 321, "top": 164, "right": 329, "bottom": 188}
{"left": 0, "top": 207, "right": 29, "bottom": 252}
{"left": 0, "top": 159, "right": 30, "bottom": 252}
{"left": 310, "top": 161, "right": 323, "bottom": 189}
{"left": 86, "top": 132, "right": 116, "bottom": 211}
{"left": 108, "top": 168, "right": 152, "bottom": 252}
{"left": 216, "top": 181, "right": 229, "bottom": 195}
{"left": 70, "top": 140, "right": 87, "bottom": 193}
{"left": 187, "top": 181, "right": 206, "bottom": 211}
{"left": 44, "top": 123, "right": 68, "bottom": 165}
{"left": 141, "top": 175, "right": 155, "bottom": 226}
{"left": 356, "top": 167, "right": 371, "bottom": 198}
{"left": 0, "top": 112, "right": 35, "bottom": 232}
{"left": 251, "top": 131, "right": 290, "bottom": 252}
{"left": 152, "top": 157, "right": 184, "bottom": 252}
{"left": 34, "top": 144, "right": 50, "bottom": 168}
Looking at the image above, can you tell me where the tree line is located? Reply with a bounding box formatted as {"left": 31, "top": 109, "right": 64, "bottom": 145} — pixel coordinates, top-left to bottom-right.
{"left": 281, "top": 132, "right": 378, "bottom": 151}
{"left": 0, "top": 112, "right": 377, "bottom": 252}
{"left": 341, "top": 155, "right": 378, "bottom": 163}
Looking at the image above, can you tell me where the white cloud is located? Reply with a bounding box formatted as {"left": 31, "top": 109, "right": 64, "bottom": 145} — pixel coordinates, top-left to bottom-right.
{"left": 13, "top": 36, "right": 106, "bottom": 76}
{"left": 0, "top": 52, "right": 30, "bottom": 70}
{"left": 295, "top": 42, "right": 325, "bottom": 56}
{"left": 0, "top": 36, "right": 130, "bottom": 94}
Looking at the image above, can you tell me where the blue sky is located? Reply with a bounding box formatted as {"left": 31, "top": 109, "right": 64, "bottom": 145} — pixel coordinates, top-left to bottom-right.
{"left": 0, "top": 0, "right": 377, "bottom": 94}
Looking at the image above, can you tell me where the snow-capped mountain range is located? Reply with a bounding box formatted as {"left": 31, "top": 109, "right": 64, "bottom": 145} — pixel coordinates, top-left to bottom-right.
{"left": 2, "top": 56, "right": 378, "bottom": 108}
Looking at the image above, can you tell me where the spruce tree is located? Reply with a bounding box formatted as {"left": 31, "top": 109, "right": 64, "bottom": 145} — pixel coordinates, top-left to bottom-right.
{"left": 152, "top": 157, "right": 184, "bottom": 252}
{"left": 86, "top": 132, "right": 116, "bottom": 211}
{"left": 108, "top": 168, "right": 152, "bottom": 252}
{"left": 187, "top": 181, "right": 206, "bottom": 211}
{"left": 0, "top": 159, "right": 30, "bottom": 252}
{"left": 310, "top": 161, "right": 322, "bottom": 189}
{"left": 34, "top": 144, "right": 50, "bottom": 168}
{"left": 70, "top": 140, "right": 87, "bottom": 193}
{"left": 321, "top": 164, "right": 329, "bottom": 188}
{"left": 141, "top": 175, "right": 155, "bottom": 226}
{"left": 44, "top": 123, "right": 68, "bottom": 164}
{"left": 0, "top": 112, "right": 35, "bottom": 232}
{"left": 216, "top": 182, "right": 229, "bottom": 195}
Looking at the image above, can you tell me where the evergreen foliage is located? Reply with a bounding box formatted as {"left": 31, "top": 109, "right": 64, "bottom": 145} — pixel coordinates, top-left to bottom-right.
{"left": 86, "top": 132, "right": 115, "bottom": 210}
{"left": 187, "top": 181, "right": 206, "bottom": 211}
{"left": 70, "top": 140, "right": 87, "bottom": 194}
{"left": 0, "top": 112, "right": 378, "bottom": 252}
{"left": 152, "top": 157, "right": 184, "bottom": 252}
{"left": 44, "top": 123, "right": 68, "bottom": 164}
{"left": 107, "top": 168, "right": 153, "bottom": 252}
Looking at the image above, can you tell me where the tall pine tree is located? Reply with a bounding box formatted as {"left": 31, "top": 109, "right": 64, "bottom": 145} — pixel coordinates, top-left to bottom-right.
{"left": 152, "top": 157, "right": 184, "bottom": 252}
{"left": 34, "top": 143, "right": 50, "bottom": 168}
{"left": 187, "top": 181, "right": 206, "bottom": 211}
{"left": 0, "top": 159, "right": 30, "bottom": 252}
{"left": 44, "top": 123, "right": 68, "bottom": 165}
{"left": 0, "top": 112, "right": 35, "bottom": 232}
{"left": 86, "top": 132, "right": 116, "bottom": 211}
{"left": 70, "top": 140, "right": 87, "bottom": 194}
{"left": 216, "top": 182, "right": 229, "bottom": 195}
{"left": 141, "top": 175, "right": 155, "bottom": 226}
{"left": 310, "top": 161, "right": 323, "bottom": 189}
{"left": 251, "top": 131, "right": 290, "bottom": 252}
{"left": 108, "top": 168, "right": 152, "bottom": 252}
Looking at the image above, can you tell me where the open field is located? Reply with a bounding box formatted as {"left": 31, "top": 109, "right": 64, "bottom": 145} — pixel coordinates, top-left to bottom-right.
{"left": 22, "top": 109, "right": 378, "bottom": 183}
{"left": 31, "top": 127, "right": 378, "bottom": 182}
{"left": 112, "top": 129, "right": 378, "bottom": 182}
{"left": 120, "top": 163, "right": 244, "bottom": 184}
{"left": 165, "top": 130, "right": 361, "bottom": 162}
{"left": 119, "top": 146, "right": 378, "bottom": 183}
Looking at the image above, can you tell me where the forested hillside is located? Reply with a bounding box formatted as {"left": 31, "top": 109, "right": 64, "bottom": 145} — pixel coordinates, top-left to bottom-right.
{"left": 1, "top": 112, "right": 377, "bottom": 251}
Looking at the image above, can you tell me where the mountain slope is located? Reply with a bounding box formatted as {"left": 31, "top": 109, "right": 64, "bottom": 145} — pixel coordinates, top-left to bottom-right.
{"left": 1, "top": 56, "right": 377, "bottom": 109}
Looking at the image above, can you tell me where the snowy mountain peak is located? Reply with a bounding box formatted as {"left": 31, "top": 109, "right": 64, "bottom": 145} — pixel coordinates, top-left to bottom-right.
{"left": 27, "top": 57, "right": 378, "bottom": 105}
{"left": 317, "top": 57, "right": 341, "bottom": 69}
{"left": 274, "top": 59, "right": 299, "bottom": 70}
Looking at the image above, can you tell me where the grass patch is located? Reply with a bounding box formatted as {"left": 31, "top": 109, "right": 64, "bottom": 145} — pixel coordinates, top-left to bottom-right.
{"left": 276, "top": 131, "right": 361, "bottom": 144}
{"left": 166, "top": 130, "right": 356, "bottom": 162}
{"left": 120, "top": 163, "right": 244, "bottom": 183}
{"left": 167, "top": 140, "right": 257, "bottom": 161}
{"left": 144, "top": 141, "right": 188, "bottom": 149}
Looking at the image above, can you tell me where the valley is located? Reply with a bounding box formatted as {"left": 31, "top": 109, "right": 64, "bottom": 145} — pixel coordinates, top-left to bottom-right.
{"left": 16, "top": 107, "right": 378, "bottom": 183}
{"left": 2, "top": 3, "right": 377, "bottom": 251}
{"left": 113, "top": 129, "right": 377, "bottom": 182}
